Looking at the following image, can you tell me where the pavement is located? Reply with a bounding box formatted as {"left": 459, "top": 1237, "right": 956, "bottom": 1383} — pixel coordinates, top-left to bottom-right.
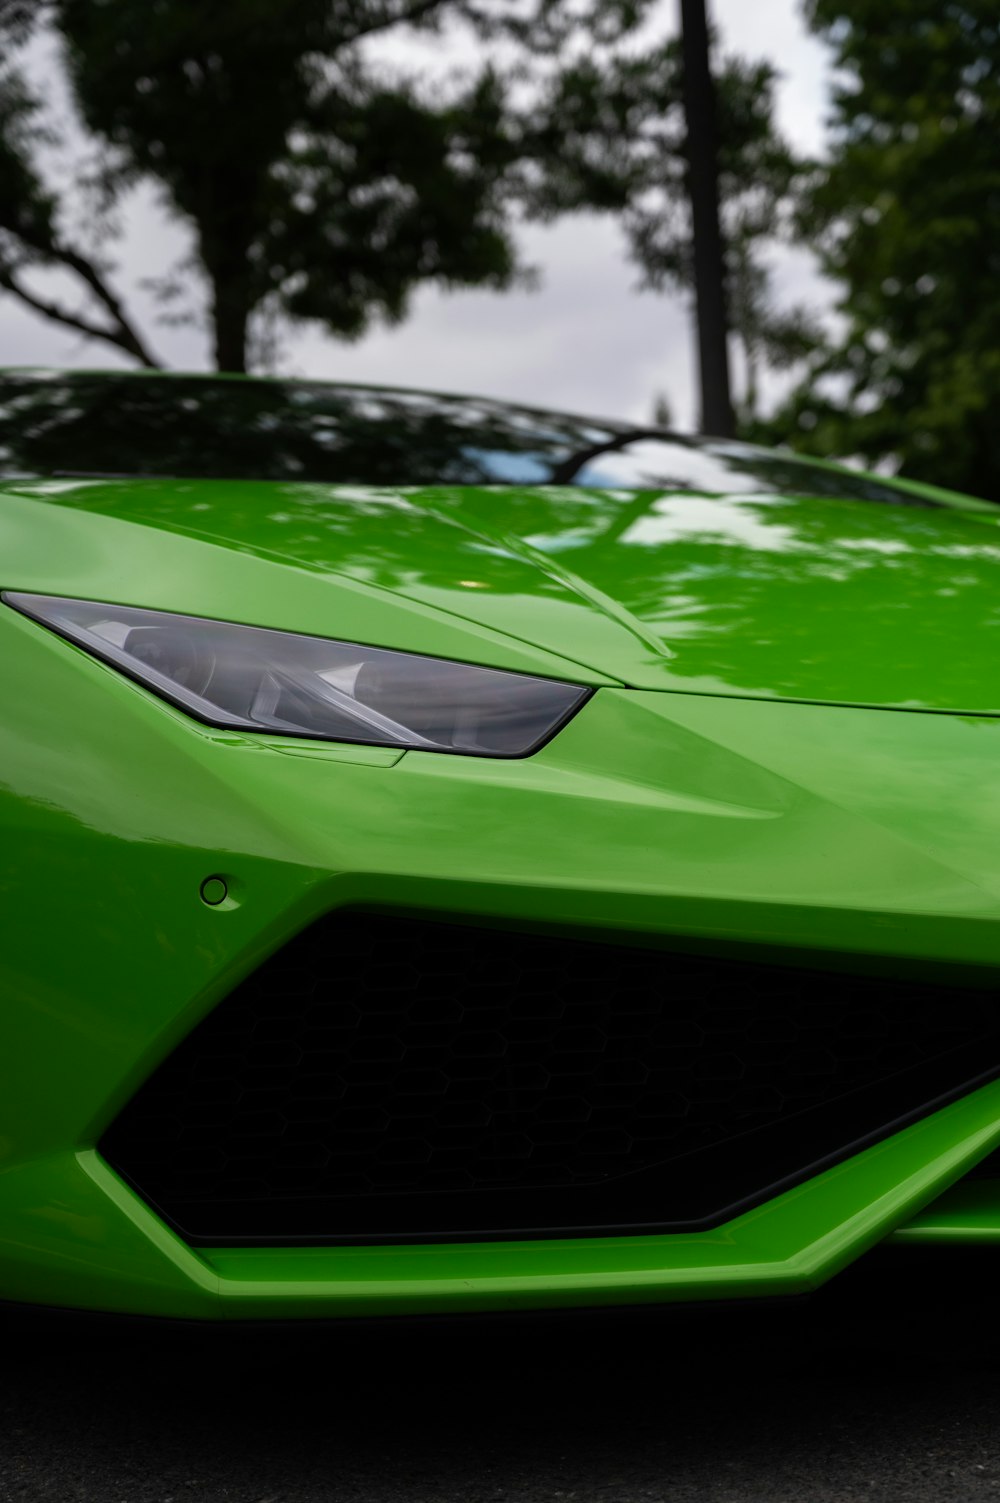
{"left": 3, "top": 1249, "right": 1000, "bottom": 1502}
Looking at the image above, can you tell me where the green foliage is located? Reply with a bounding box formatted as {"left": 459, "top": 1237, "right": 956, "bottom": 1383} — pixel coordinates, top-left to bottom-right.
{"left": 0, "top": 0, "right": 808, "bottom": 391}
{"left": 534, "top": 39, "right": 818, "bottom": 419}
{"left": 0, "top": 68, "right": 56, "bottom": 255}
{"left": 0, "top": 38, "right": 162, "bottom": 366}
{"left": 769, "top": 0, "right": 1000, "bottom": 500}
{"left": 0, "top": 0, "right": 676, "bottom": 371}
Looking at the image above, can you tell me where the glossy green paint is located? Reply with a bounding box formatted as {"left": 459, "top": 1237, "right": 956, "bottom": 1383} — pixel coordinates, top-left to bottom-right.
{"left": 892, "top": 1181, "right": 1000, "bottom": 1244}
{"left": 9, "top": 472, "right": 1000, "bottom": 712}
{"left": 0, "top": 484, "right": 616, "bottom": 686}
{"left": 4, "top": 1082, "right": 1000, "bottom": 1320}
{"left": 7, "top": 449, "right": 1000, "bottom": 1316}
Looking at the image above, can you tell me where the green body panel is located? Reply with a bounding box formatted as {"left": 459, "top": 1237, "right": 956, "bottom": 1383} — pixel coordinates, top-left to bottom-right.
{"left": 891, "top": 1180, "right": 1000, "bottom": 1244}
{"left": 6, "top": 446, "right": 1000, "bottom": 1317}
{"left": 3, "top": 1085, "right": 999, "bottom": 1319}
{"left": 9, "top": 473, "right": 1000, "bottom": 712}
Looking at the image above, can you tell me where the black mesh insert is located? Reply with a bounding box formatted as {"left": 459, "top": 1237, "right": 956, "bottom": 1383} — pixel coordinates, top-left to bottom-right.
{"left": 101, "top": 912, "right": 1000, "bottom": 1244}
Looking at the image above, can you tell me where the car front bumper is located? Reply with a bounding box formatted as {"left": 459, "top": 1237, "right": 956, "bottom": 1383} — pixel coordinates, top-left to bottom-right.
{"left": 6, "top": 600, "right": 1000, "bottom": 1318}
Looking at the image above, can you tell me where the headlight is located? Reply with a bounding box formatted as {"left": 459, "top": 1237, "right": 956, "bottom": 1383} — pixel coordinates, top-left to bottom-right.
{"left": 3, "top": 593, "right": 590, "bottom": 757}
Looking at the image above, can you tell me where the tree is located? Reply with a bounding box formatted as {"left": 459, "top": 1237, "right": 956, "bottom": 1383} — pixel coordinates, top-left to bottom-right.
{"left": 678, "top": 0, "right": 733, "bottom": 437}
{"left": 0, "top": 0, "right": 811, "bottom": 400}
{"left": 0, "top": 33, "right": 160, "bottom": 366}
{"left": 769, "top": 0, "right": 1000, "bottom": 501}
{"left": 0, "top": 0, "right": 659, "bottom": 373}
{"left": 538, "top": 37, "right": 817, "bottom": 424}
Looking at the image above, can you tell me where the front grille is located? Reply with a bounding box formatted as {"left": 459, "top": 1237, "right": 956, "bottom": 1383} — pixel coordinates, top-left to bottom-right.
{"left": 101, "top": 912, "right": 1000, "bottom": 1244}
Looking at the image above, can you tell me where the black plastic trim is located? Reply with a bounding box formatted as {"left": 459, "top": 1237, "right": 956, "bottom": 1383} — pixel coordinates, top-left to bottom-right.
{"left": 100, "top": 910, "right": 1000, "bottom": 1247}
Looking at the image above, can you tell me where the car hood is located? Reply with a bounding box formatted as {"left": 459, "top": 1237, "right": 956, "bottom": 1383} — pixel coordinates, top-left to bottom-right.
{"left": 7, "top": 475, "right": 1000, "bottom": 715}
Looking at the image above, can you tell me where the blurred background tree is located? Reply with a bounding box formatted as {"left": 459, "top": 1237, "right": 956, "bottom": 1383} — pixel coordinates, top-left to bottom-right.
{"left": 535, "top": 38, "right": 819, "bottom": 431}
{"left": 0, "top": 0, "right": 649, "bottom": 374}
{"left": 0, "top": 0, "right": 808, "bottom": 406}
{"left": 765, "top": 0, "right": 1000, "bottom": 501}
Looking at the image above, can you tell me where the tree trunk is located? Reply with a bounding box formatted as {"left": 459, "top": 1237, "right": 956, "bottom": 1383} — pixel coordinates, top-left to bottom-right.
{"left": 211, "top": 280, "right": 250, "bottom": 373}
{"left": 679, "top": 0, "right": 735, "bottom": 437}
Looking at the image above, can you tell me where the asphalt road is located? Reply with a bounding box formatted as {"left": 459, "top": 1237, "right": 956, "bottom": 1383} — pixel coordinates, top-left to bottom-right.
{"left": 4, "top": 1250, "right": 1000, "bottom": 1503}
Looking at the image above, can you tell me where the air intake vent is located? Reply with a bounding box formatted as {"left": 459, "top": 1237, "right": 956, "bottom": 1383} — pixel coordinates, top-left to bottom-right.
{"left": 101, "top": 912, "right": 1000, "bottom": 1244}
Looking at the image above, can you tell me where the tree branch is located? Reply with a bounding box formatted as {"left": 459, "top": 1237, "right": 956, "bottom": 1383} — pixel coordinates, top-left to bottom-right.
{"left": 53, "top": 244, "right": 162, "bottom": 368}
{"left": 335, "top": 0, "right": 451, "bottom": 50}
{"left": 0, "top": 264, "right": 162, "bottom": 368}
{"left": 547, "top": 426, "right": 669, "bottom": 485}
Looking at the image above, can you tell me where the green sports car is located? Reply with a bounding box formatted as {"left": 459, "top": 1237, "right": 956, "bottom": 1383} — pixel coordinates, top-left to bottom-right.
{"left": 4, "top": 366, "right": 1000, "bottom": 1322}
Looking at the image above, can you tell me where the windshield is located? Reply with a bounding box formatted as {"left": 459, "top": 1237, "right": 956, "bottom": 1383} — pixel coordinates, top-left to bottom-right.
{"left": 0, "top": 371, "right": 928, "bottom": 505}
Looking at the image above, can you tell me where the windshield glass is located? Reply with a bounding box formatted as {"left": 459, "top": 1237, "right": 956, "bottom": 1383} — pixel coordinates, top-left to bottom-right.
{"left": 0, "top": 371, "right": 927, "bottom": 505}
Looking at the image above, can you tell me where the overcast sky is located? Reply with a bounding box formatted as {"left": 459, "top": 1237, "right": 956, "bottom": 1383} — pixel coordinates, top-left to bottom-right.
{"left": 0, "top": 0, "right": 832, "bottom": 428}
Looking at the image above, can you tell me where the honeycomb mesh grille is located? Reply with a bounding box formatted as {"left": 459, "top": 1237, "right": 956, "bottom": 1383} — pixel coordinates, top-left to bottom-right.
{"left": 101, "top": 912, "right": 1000, "bottom": 1243}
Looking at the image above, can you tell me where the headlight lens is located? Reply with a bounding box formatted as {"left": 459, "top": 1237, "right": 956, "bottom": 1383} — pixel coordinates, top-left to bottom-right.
{"left": 3, "top": 593, "right": 590, "bottom": 757}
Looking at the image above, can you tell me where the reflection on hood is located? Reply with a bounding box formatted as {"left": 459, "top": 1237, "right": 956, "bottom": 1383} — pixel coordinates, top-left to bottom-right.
{"left": 0, "top": 369, "right": 931, "bottom": 505}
